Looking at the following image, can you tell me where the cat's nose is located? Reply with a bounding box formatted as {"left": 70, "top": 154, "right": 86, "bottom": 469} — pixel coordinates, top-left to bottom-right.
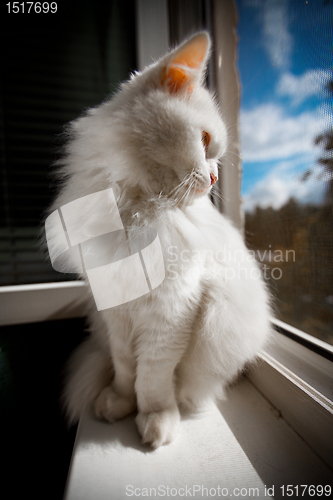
{"left": 210, "top": 173, "right": 217, "bottom": 186}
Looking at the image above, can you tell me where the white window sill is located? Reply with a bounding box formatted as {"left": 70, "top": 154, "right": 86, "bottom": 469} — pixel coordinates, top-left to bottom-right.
{"left": 0, "top": 281, "right": 86, "bottom": 326}
{"left": 2, "top": 282, "right": 333, "bottom": 497}
{"left": 64, "top": 377, "right": 333, "bottom": 500}
{"left": 64, "top": 399, "right": 266, "bottom": 500}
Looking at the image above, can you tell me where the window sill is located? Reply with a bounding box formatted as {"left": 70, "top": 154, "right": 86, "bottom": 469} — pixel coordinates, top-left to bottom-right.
{"left": 65, "top": 400, "right": 267, "bottom": 499}
{"left": 2, "top": 282, "right": 333, "bottom": 494}
{"left": 249, "top": 326, "right": 333, "bottom": 472}
{"left": 64, "top": 377, "right": 333, "bottom": 500}
{"left": 0, "top": 281, "right": 86, "bottom": 326}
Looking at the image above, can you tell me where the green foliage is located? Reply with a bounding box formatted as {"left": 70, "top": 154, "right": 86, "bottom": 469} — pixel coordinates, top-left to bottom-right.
{"left": 245, "top": 200, "right": 333, "bottom": 344}
{"left": 315, "top": 77, "right": 333, "bottom": 203}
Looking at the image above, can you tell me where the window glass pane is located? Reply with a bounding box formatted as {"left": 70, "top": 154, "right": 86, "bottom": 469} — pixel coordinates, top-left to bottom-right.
{"left": 0, "top": 0, "right": 136, "bottom": 286}
{"left": 236, "top": 0, "right": 333, "bottom": 345}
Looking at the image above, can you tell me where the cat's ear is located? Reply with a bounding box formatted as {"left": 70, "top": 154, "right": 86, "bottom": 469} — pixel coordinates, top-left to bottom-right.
{"left": 161, "top": 32, "right": 210, "bottom": 95}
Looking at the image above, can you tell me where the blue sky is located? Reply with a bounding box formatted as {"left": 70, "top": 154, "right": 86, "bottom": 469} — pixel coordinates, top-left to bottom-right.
{"left": 236, "top": 0, "right": 333, "bottom": 212}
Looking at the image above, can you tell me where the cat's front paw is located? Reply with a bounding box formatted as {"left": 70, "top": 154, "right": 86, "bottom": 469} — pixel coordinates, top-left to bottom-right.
{"left": 136, "top": 405, "right": 180, "bottom": 448}
{"left": 94, "top": 386, "right": 136, "bottom": 423}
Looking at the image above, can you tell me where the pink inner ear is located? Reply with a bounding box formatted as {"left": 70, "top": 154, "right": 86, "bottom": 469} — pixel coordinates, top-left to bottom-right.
{"left": 161, "top": 33, "right": 209, "bottom": 94}
{"left": 171, "top": 34, "right": 209, "bottom": 69}
{"left": 161, "top": 65, "right": 194, "bottom": 94}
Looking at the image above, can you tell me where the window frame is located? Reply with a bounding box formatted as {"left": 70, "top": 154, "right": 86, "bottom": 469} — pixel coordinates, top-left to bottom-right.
{"left": 250, "top": 323, "right": 333, "bottom": 470}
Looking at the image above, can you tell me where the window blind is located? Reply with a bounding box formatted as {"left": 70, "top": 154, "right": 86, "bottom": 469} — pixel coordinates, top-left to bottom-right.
{"left": 0, "top": 0, "right": 136, "bottom": 286}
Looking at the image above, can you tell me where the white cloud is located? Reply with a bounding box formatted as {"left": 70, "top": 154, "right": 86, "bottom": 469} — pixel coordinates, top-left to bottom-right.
{"left": 242, "top": 164, "right": 326, "bottom": 213}
{"left": 245, "top": 0, "right": 293, "bottom": 69}
{"left": 240, "top": 103, "right": 325, "bottom": 163}
{"left": 262, "top": 0, "right": 293, "bottom": 69}
{"left": 276, "top": 69, "right": 333, "bottom": 105}
{"left": 240, "top": 101, "right": 329, "bottom": 212}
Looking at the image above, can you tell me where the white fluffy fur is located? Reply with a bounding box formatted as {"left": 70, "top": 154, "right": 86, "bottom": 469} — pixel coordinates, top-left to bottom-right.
{"left": 49, "top": 32, "right": 272, "bottom": 448}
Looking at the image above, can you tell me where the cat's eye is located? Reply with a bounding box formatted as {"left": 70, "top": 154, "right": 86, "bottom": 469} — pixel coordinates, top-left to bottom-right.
{"left": 202, "top": 131, "right": 211, "bottom": 156}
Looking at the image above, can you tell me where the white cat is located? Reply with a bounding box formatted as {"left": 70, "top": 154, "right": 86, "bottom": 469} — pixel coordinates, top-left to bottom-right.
{"left": 47, "top": 32, "right": 272, "bottom": 448}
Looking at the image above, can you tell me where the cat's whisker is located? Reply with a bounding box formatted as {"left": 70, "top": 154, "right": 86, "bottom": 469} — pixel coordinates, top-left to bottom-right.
{"left": 177, "top": 178, "right": 193, "bottom": 205}
{"left": 185, "top": 177, "right": 198, "bottom": 202}
{"left": 169, "top": 178, "right": 190, "bottom": 200}
{"left": 212, "top": 191, "right": 225, "bottom": 204}
{"left": 211, "top": 183, "right": 227, "bottom": 205}
{"left": 214, "top": 182, "right": 231, "bottom": 204}
{"left": 223, "top": 157, "right": 237, "bottom": 170}
{"left": 169, "top": 172, "right": 196, "bottom": 205}
{"left": 226, "top": 150, "right": 242, "bottom": 160}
